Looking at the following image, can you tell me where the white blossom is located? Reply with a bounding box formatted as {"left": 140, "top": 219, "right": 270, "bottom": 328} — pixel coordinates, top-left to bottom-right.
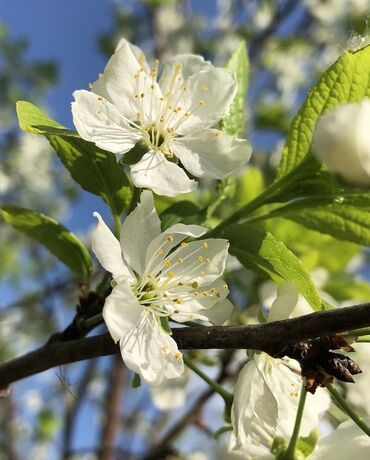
{"left": 310, "top": 418, "right": 370, "bottom": 460}
{"left": 150, "top": 368, "right": 189, "bottom": 410}
{"left": 72, "top": 39, "right": 252, "bottom": 196}
{"left": 91, "top": 191, "right": 232, "bottom": 385}
{"left": 313, "top": 99, "right": 370, "bottom": 186}
{"left": 229, "top": 353, "right": 330, "bottom": 458}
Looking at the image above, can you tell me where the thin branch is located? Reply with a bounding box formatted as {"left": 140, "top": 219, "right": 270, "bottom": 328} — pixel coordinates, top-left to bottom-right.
{"left": 99, "top": 356, "right": 126, "bottom": 460}
{"left": 0, "top": 303, "right": 369, "bottom": 388}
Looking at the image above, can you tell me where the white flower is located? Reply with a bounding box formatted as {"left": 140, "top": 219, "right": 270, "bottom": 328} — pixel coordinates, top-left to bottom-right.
{"left": 72, "top": 39, "right": 252, "bottom": 196}
{"left": 229, "top": 353, "right": 330, "bottom": 458}
{"left": 150, "top": 368, "right": 189, "bottom": 410}
{"left": 309, "top": 418, "right": 370, "bottom": 460}
{"left": 92, "top": 190, "right": 233, "bottom": 385}
{"left": 313, "top": 99, "right": 370, "bottom": 186}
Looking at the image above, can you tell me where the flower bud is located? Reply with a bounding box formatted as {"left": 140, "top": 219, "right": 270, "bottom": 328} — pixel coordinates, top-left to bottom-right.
{"left": 313, "top": 99, "right": 370, "bottom": 186}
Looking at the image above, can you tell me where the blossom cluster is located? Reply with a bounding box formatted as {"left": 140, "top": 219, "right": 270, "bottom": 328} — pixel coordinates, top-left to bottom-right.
{"left": 70, "top": 38, "right": 370, "bottom": 459}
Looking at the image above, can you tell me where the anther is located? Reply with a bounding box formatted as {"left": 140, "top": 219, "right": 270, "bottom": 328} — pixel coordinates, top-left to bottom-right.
{"left": 199, "top": 100, "right": 205, "bottom": 107}
{"left": 167, "top": 234, "right": 174, "bottom": 242}
{"left": 191, "top": 281, "right": 198, "bottom": 289}
{"left": 202, "top": 242, "right": 208, "bottom": 249}
{"left": 198, "top": 256, "right": 204, "bottom": 263}
{"left": 177, "top": 258, "right": 184, "bottom": 264}
{"left": 181, "top": 242, "right": 188, "bottom": 248}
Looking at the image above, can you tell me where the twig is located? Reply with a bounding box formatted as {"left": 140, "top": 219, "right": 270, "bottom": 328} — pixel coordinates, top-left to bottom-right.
{"left": 0, "top": 303, "right": 369, "bottom": 388}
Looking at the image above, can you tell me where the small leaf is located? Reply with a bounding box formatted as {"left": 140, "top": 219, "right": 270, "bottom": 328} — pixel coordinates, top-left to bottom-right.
{"left": 132, "top": 373, "right": 141, "bottom": 388}
{"left": 48, "top": 135, "right": 132, "bottom": 216}
{"left": 1, "top": 206, "right": 92, "bottom": 278}
{"left": 16, "top": 100, "right": 77, "bottom": 136}
{"left": 265, "top": 193, "right": 370, "bottom": 246}
{"left": 160, "top": 200, "right": 204, "bottom": 230}
{"left": 221, "top": 41, "right": 249, "bottom": 136}
{"left": 16, "top": 101, "right": 132, "bottom": 215}
{"left": 324, "top": 274, "right": 370, "bottom": 302}
{"left": 222, "top": 224, "right": 325, "bottom": 311}
{"left": 277, "top": 45, "right": 370, "bottom": 178}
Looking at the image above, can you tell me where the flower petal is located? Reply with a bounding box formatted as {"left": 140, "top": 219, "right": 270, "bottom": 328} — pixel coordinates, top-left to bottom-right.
{"left": 174, "top": 130, "right": 252, "bottom": 179}
{"left": 267, "top": 282, "right": 299, "bottom": 322}
{"left": 115, "top": 38, "right": 151, "bottom": 74}
{"left": 198, "top": 298, "right": 234, "bottom": 325}
{"left": 231, "top": 355, "right": 278, "bottom": 448}
{"left": 102, "top": 280, "right": 143, "bottom": 343}
{"left": 120, "top": 311, "right": 184, "bottom": 385}
{"left": 168, "top": 278, "right": 230, "bottom": 323}
{"left": 257, "top": 355, "right": 330, "bottom": 438}
{"left": 91, "top": 212, "right": 134, "bottom": 283}
{"left": 175, "top": 68, "right": 237, "bottom": 134}
{"left": 72, "top": 90, "right": 141, "bottom": 155}
{"left": 144, "top": 223, "right": 207, "bottom": 278}
{"left": 91, "top": 42, "right": 162, "bottom": 122}
{"left": 310, "top": 419, "right": 370, "bottom": 460}
{"left": 130, "top": 151, "right": 197, "bottom": 197}
{"left": 160, "top": 54, "right": 212, "bottom": 88}
{"left": 120, "top": 190, "right": 161, "bottom": 276}
{"left": 150, "top": 370, "right": 188, "bottom": 410}
{"left": 158, "top": 238, "right": 229, "bottom": 286}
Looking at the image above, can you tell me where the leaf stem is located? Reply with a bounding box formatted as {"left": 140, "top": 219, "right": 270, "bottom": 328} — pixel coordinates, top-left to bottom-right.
{"left": 327, "top": 384, "right": 370, "bottom": 437}
{"left": 283, "top": 385, "right": 307, "bottom": 459}
{"left": 183, "top": 356, "right": 233, "bottom": 417}
{"left": 344, "top": 327, "right": 370, "bottom": 338}
{"left": 80, "top": 313, "right": 103, "bottom": 330}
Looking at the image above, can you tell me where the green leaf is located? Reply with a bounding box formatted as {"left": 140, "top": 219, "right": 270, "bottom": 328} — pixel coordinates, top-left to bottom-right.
{"left": 1, "top": 206, "right": 92, "bottom": 278}
{"left": 131, "top": 373, "right": 141, "bottom": 388}
{"left": 17, "top": 101, "right": 132, "bottom": 215}
{"left": 235, "top": 167, "right": 265, "bottom": 208}
{"left": 296, "top": 429, "right": 319, "bottom": 457}
{"left": 264, "top": 218, "right": 359, "bottom": 273}
{"left": 264, "top": 193, "right": 370, "bottom": 246}
{"left": 48, "top": 135, "right": 132, "bottom": 216}
{"left": 220, "top": 41, "right": 249, "bottom": 136}
{"left": 160, "top": 200, "right": 204, "bottom": 230}
{"left": 277, "top": 45, "right": 370, "bottom": 178}
{"left": 324, "top": 274, "right": 370, "bottom": 302}
{"left": 16, "top": 100, "right": 77, "bottom": 136}
{"left": 222, "top": 224, "right": 325, "bottom": 311}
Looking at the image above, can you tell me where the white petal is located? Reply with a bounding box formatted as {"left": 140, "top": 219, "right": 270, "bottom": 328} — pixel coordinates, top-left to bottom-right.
{"left": 120, "top": 190, "right": 161, "bottom": 276}
{"left": 115, "top": 38, "right": 150, "bottom": 74}
{"left": 144, "top": 223, "right": 207, "bottom": 278}
{"left": 174, "top": 130, "right": 252, "bottom": 179}
{"left": 120, "top": 311, "right": 184, "bottom": 385}
{"left": 231, "top": 355, "right": 278, "bottom": 448}
{"left": 310, "top": 419, "right": 370, "bottom": 460}
{"left": 257, "top": 355, "right": 329, "bottom": 438}
{"left": 169, "top": 278, "right": 230, "bottom": 323}
{"left": 150, "top": 371, "right": 188, "bottom": 410}
{"left": 91, "top": 42, "right": 162, "bottom": 121}
{"left": 267, "top": 282, "right": 299, "bottom": 322}
{"left": 72, "top": 90, "right": 140, "bottom": 155}
{"left": 160, "top": 54, "right": 212, "bottom": 88}
{"left": 199, "top": 298, "right": 234, "bottom": 325}
{"left": 176, "top": 68, "right": 237, "bottom": 135}
{"left": 130, "top": 151, "right": 197, "bottom": 197}
{"left": 313, "top": 99, "right": 370, "bottom": 186}
{"left": 158, "top": 238, "right": 229, "bottom": 286}
{"left": 103, "top": 280, "right": 143, "bottom": 343}
{"left": 91, "top": 212, "right": 134, "bottom": 283}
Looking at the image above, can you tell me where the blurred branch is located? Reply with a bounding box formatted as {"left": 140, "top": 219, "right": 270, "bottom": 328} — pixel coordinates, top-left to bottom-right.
{"left": 0, "top": 302, "right": 369, "bottom": 388}
{"left": 2, "top": 393, "right": 20, "bottom": 460}
{"left": 143, "top": 351, "right": 234, "bottom": 460}
{"left": 99, "top": 356, "right": 126, "bottom": 460}
{"left": 63, "top": 359, "right": 98, "bottom": 460}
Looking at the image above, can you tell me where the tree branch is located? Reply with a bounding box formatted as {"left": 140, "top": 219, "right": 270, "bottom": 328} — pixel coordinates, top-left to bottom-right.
{"left": 0, "top": 303, "right": 369, "bottom": 389}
